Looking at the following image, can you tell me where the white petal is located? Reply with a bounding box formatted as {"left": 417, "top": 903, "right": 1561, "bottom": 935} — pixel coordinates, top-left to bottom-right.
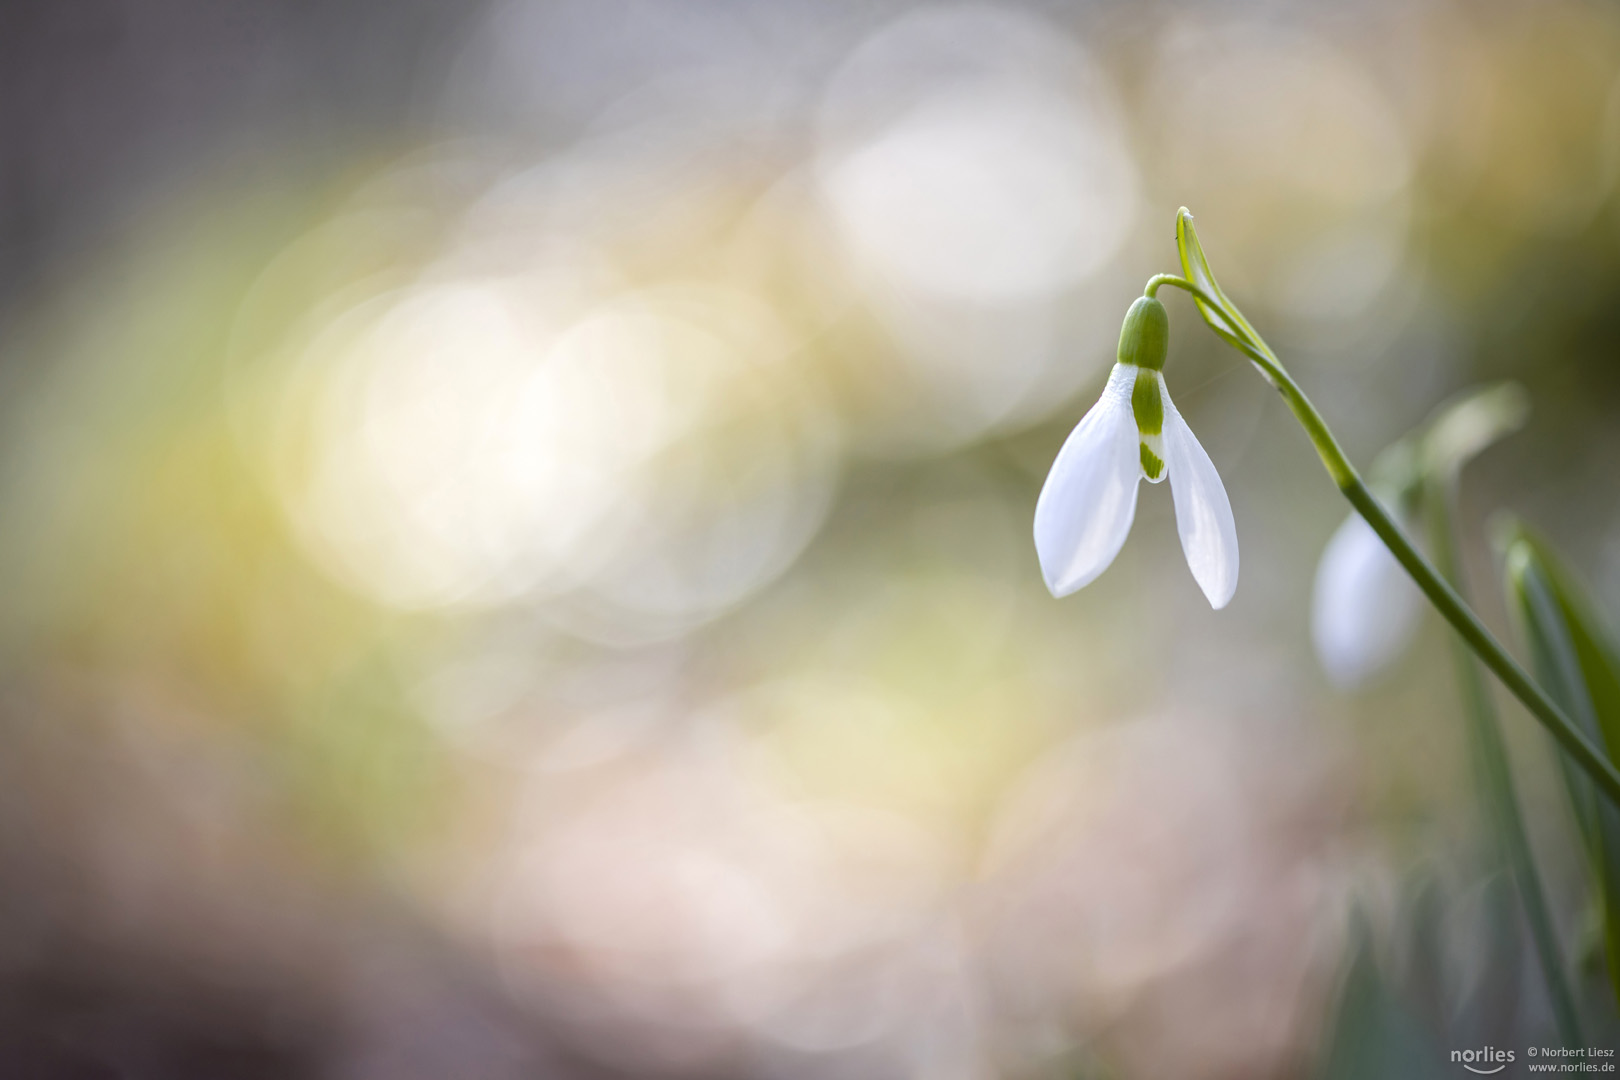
{"left": 1311, "top": 510, "right": 1422, "bottom": 689}
{"left": 1162, "top": 391, "right": 1239, "bottom": 609}
{"left": 1034, "top": 365, "right": 1142, "bottom": 597}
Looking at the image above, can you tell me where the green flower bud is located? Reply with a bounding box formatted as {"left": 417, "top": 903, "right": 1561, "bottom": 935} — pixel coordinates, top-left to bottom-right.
{"left": 1117, "top": 295, "right": 1169, "bottom": 371}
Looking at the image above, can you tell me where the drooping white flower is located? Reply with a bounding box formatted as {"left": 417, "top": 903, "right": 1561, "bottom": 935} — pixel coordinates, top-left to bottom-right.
{"left": 1034, "top": 296, "right": 1239, "bottom": 608}
{"left": 1311, "top": 507, "right": 1422, "bottom": 689}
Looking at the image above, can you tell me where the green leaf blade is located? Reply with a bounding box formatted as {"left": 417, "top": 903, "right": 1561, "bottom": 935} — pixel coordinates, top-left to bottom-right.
{"left": 1504, "top": 527, "right": 1620, "bottom": 1010}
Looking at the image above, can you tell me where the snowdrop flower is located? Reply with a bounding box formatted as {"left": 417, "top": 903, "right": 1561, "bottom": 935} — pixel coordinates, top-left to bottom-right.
{"left": 1311, "top": 500, "right": 1422, "bottom": 689}
{"left": 1034, "top": 295, "right": 1239, "bottom": 608}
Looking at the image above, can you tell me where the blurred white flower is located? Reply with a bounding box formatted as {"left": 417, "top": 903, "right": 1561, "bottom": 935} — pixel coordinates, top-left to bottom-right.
{"left": 1034, "top": 297, "right": 1239, "bottom": 609}
{"left": 1311, "top": 507, "right": 1423, "bottom": 689}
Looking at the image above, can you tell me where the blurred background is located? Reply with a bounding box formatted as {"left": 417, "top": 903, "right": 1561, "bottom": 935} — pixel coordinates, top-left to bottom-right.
{"left": 2, "top": 0, "right": 1620, "bottom": 1076}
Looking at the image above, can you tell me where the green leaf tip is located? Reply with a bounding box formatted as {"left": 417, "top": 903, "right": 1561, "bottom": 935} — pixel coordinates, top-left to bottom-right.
{"left": 1501, "top": 522, "right": 1620, "bottom": 1010}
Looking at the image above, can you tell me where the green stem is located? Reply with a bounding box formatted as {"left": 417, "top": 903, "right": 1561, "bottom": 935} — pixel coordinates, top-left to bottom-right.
{"left": 1427, "top": 478, "right": 1583, "bottom": 1045}
{"left": 1146, "top": 274, "right": 1620, "bottom": 809}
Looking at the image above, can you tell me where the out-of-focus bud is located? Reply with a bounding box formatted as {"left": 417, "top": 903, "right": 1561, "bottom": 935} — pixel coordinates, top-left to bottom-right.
{"left": 1310, "top": 382, "right": 1528, "bottom": 689}
{"left": 1311, "top": 500, "right": 1423, "bottom": 689}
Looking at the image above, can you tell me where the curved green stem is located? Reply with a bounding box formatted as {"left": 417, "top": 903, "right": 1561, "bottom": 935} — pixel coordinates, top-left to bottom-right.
{"left": 1427, "top": 477, "right": 1583, "bottom": 1046}
{"left": 1147, "top": 274, "right": 1620, "bottom": 808}
{"left": 1343, "top": 481, "right": 1620, "bottom": 807}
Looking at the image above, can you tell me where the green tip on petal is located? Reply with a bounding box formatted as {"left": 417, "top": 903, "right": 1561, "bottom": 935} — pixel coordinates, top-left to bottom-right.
{"left": 1139, "top": 442, "right": 1164, "bottom": 480}
{"left": 1130, "top": 366, "right": 1163, "bottom": 435}
{"left": 1117, "top": 295, "right": 1169, "bottom": 371}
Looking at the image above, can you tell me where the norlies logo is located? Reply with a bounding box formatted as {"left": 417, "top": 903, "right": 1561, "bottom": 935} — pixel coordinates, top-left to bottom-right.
{"left": 1453, "top": 1046, "right": 1515, "bottom": 1074}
